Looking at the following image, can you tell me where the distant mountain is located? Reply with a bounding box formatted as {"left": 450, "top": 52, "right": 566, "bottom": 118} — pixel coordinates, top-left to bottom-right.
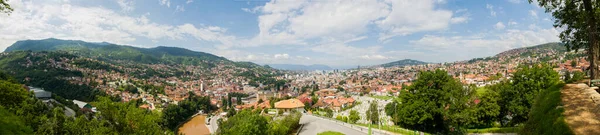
{"left": 379, "top": 59, "right": 428, "bottom": 67}
{"left": 463, "top": 42, "right": 567, "bottom": 64}
{"left": 5, "top": 38, "right": 230, "bottom": 64}
{"left": 268, "top": 64, "right": 333, "bottom": 71}
{"left": 495, "top": 42, "right": 566, "bottom": 57}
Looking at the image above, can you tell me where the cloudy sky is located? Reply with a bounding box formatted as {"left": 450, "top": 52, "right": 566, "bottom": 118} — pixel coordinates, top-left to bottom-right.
{"left": 0, "top": 0, "right": 559, "bottom": 68}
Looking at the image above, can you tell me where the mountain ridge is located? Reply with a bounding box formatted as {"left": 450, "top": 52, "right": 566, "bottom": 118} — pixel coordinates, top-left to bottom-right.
{"left": 5, "top": 38, "right": 233, "bottom": 65}
{"left": 378, "top": 59, "right": 429, "bottom": 68}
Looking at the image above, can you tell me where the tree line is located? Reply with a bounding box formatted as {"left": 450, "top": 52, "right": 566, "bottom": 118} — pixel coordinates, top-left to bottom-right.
{"left": 385, "top": 64, "right": 561, "bottom": 134}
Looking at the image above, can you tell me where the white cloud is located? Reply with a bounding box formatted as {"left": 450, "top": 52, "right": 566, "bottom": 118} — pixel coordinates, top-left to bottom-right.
{"left": 116, "top": 0, "right": 134, "bottom": 12}
{"left": 409, "top": 27, "right": 560, "bottom": 62}
{"left": 253, "top": 0, "right": 389, "bottom": 46}
{"left": 251, "top": 0, "right": 461, "bottom": 45}
{"left": 159, "top": 0, "right": 170, "bottom": 8}
{"left": 377, "top": 0, "right": 454, "bottom": 41}
{"left": 508, "top": 20, "right": 518, "bottom": 26}
{"left": 175, "top": 5, "right": 184, "bottom": 12}
{"left": 274, "top": 53, "right": 289, "bottom": 59}
{"left": 360, "top": 55, "right": 389, "bottom": 60}
{"left": 494, "top": 22, "right": 506, "bottom": 30}
{"left": 0, "top": 0, "right": 239, "bottom": 51}
{"left": 529, "top": 10, "right": 538, "bottom": 18}
{"left": 186, "top": 0, "right": 193, "bottom": 4}
{"left": 450, "top": 15, "right": 469, "bottom": 24}
{"left": 486, "top": 4, "right": 496, "bottom": 17}
{"left": 311, "top": 43, "right": 382, "bottom": 58}
{"left": 507, "top": 0, "right": 521, "bottom": 4}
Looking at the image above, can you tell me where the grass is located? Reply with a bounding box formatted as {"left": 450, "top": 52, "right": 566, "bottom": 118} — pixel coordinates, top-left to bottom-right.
{"left": 370, "top": 95, "right": 394, "bottom": 100}
{"left": 467, "top": 127, "right": 521, "bottom": 133}
{"left": 317, "top": 131, "right": 345, "bottom": 135}
{"left": 519, "top": 83, "right": 574, "bottom": 135}
{"left": 354, "top": 123, "right": 429, "bottom": 135}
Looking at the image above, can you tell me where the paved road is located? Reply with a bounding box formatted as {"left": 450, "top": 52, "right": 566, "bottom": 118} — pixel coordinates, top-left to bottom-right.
{"left": 298, "top": 114, "right": 367, "bottom": 135}
{"left": 208, "top": 115, "right": 220, "bottom": 134}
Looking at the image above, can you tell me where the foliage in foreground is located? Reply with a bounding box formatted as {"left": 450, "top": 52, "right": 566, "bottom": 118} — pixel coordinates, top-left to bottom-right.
{"left": 217, "top": 110, "right": 302, "bottom": 135}
{"left": 467, "top": 127, "right": 521, "bottom": 133}
{"left": 0, "top": 71, "right": 173, "bottom": 134}
{"left": 520, "top": 83, "right": 574, "bottom": 135}
{"left": 391, "top": 69, "right": 474, "bottom": 134}
{"left": 386, "top": 64, "right": 562, "bottom": 134}
{"left": 317, "top": 131, "right": 345, "bottom": 135}
{"left": 162, "top": 93, "right": 216, "bottom": 131}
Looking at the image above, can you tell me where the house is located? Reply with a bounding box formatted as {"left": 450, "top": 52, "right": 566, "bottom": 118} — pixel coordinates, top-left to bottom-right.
{"left": 274, "top": 98, "right": 305, "bottom": 113}
{"left": 73, "top": 100, "right": 97, "bottom": 113}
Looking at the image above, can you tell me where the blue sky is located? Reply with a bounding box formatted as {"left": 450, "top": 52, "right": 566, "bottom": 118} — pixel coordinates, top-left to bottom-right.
{"left": 0, "top": 0, "right": 559, "bottom": 68}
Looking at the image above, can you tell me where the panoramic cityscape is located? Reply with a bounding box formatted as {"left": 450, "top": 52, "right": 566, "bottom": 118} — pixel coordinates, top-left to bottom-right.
{"left": 0, "top": 0, "right": 599, "bottom": 135}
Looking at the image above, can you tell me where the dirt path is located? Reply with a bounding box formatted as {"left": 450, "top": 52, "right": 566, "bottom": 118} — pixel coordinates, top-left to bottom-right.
{"left": 561, "top": 84, "right": 600, "bottom": 135}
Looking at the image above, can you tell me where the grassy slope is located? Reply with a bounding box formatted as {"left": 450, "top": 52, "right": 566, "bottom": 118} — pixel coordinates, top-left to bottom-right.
{"left": 354, "top": 123, "right": 429, "bottom": 135}
{"left": 467, "top": 127, "right": 521, "bottom": 133}
{"left": 519, "top": 83, "right": 574, "bottom": 135}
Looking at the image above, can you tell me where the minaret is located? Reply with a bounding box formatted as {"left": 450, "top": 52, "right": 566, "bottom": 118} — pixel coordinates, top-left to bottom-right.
{"left": 200, "top": 81, "right": 204, "bottom": 92}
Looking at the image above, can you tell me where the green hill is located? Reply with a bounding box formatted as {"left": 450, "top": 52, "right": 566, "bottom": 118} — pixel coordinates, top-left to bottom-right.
{"left": 5, "top": 38, "right": 229, "bottom": 65}
{"left": 380, "top": 59, "right": 428, "bottom": 67}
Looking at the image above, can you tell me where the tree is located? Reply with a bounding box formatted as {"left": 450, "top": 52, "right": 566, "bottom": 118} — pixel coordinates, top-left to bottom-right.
{"left": 222, "top": 97, "right": 228, "bottom": 110}
{"left": 349, "top": 110, "right": 360, "bottom": 124}
{"left": 491, "top": 64, "right": 559, "bottom": 126}
{"left": 393, "top": 69, "right": 474, "bottom": 133}
{"left": 162, "top": 96, "right": 215, "bottom": 131}
{"left": 532, "top": 0, "right": 600, "bottom": 79}
{"left": 324, "top": 108, "right": 334, "bottom": 118}
{"left": 0, "top": 106, "right": 33, "bottom": 134}
{"left": 236, "top": 96, "right": 242, "bottom": 105}
{"left": 0, "top": 0, "right": 12, "bottom": 14}
{"left": 467, "top": 90, "right": 501, "bottom": 128}
{"left": 218, "top": 110, "right": 268, "bottom": 135}
{"left": 384, "top": 101, "right": 398, "bottom": 117}
{"left": 93, "top": 97, "right": 166, "bottom": 134}
{"left": 366, "top": 102, "right": 379, "bottom": 124}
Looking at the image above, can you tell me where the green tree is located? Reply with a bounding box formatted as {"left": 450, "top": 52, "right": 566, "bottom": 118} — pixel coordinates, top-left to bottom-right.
{"left": 393, "top": 69, "right": 474, "bottom": 133}
{"left": 532, "top": 0, "right": 600, "bottom": 79}
{"left": 490, "top": 64, "right": 559, "bottom": 126}
{"left": 0, "top": 0, "right": 12, "bottom": 14}
{"left": 366, "top": 102, "right": 379, "bottom": 124}
{"left": 162, "top": 96, "right": 215, "bottom": 131}
{"left": 0, "top": 106, "right": 33, "bottom": 134}
{"left": 218, "top": 110, "right": 268, "bottom": 135}
{"left": 570, "top": 71, "right": 585, "bottom": 83}
{"left": 0, "top": 80, "right": 30, "bottom": 109}
{"left": 349, "top": 110, "right": 360, "bottom": 124}
{"left": 467, "top": 90, "right": 501, "bottom": 128}
{"left": 93, "top": 97, "right": 166, "bottom": 134}
{"left": 267, "top": 112, "right": 301, "bottom": 135}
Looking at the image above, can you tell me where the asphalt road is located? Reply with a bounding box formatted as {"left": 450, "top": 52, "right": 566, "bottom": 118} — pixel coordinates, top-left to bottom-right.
{"left": 208, "top": 115, "right": 220, "bottom": 134}
{"left": 298, "top": 114, "right": 367, "bottom": 135}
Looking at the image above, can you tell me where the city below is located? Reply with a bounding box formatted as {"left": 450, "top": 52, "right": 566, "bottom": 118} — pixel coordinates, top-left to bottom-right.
{"left": 1, "top": 0, "right": 600, "bottom": 135}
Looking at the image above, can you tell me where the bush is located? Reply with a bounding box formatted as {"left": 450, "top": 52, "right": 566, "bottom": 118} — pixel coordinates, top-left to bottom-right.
{"left": 349, "top": 110, "right": 360, "bottom": 124}
{"left": 566, "top": 71, "right": 584, "bottom": 83}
